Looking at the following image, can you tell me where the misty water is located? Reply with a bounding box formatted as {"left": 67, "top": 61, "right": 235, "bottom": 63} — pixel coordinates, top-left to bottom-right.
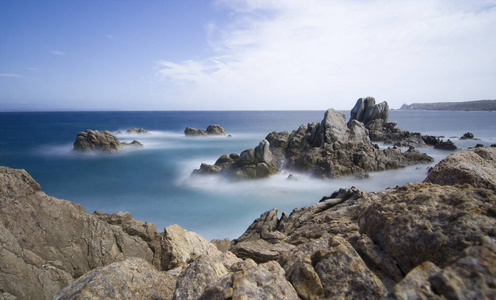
{"left": 1, "top": 110, "right": 495, "bottom": 240}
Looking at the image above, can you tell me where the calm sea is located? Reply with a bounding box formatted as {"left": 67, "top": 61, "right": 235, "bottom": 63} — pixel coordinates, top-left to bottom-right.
{"left": 1, "top": 110, "right": 495, "bottom": 240}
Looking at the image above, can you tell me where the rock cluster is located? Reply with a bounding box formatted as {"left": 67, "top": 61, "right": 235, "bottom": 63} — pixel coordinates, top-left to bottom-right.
{"left": 184, "top": 124, "right": 226, "bottom": 136}
{"left": 192, "top": 139, "right": 278, "bottom": 179}
{"left": 73, "top": 129, "right": 142, "bottom": 152}
{"left": 195, "top": 104, "right": 433, "bottom": 179}
{"left": 350, "top": 97, "right": 456, "bottom": 149}
{"left": 126, "top": 127, "right": 148, "bottom": 134}
{"left": 2, "top": 147, "right": 496, "bottom": 299}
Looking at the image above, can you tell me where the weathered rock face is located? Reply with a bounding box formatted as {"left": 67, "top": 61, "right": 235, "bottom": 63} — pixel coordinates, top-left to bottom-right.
{"left": 386, "top": 246, "right": 496, "bottom": 299}
{"left": 73, "top": 129, "right": 143, "bottom": 152}
{"left": 195, "top": 107, "right": 433, "bottom": 179}
{"left": 0, "top": 167, "right": 154, "bottom": 299}
{"left": 52, "top": 257, "right": 176, "bottom": 300}
{"left": 358, "top": 182, "right": 496, "bottom": 274}
{"left": 424, "top": 146, "right": 496, "bottom": 190}
{"left": 73, "top": 129, "right": 122, "bottom": 152}
{"left": 349, "top": 96, "right": 389, "bottom": 126}
{"left": 184, "top": 124, "right": 226, "bottom": 136}
{"left": 193, "top": 139, "right": 278, "bottom": 179}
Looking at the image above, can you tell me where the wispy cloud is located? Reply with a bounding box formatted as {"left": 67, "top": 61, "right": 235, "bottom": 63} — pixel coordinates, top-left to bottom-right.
{"left": 157, "top": 0, "right": 496, "bottom": 109}
{"left": 51, "top": 50, "right": 66, "bottom": 56}
{"left": 0, "top": 73, "right": 23, "bottom": 78}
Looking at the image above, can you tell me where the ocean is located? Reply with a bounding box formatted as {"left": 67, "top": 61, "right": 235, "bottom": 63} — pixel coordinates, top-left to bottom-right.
{"left": 1, "top": 110, "right": 495, "bottom": 240}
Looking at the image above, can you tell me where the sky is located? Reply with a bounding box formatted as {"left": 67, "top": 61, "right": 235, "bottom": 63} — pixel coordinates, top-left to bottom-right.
{"left": 1, "top": 0, "right": 495, "bottom": 111}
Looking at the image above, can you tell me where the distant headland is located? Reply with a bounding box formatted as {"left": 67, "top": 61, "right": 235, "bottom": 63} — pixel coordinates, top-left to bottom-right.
{"left": 400, "top": 99, "right": 496, "bottom": 111}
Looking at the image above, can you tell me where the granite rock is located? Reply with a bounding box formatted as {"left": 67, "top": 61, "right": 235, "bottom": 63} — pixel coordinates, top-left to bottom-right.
{"left": 424, "top": 146, "right": 496, "bottom": 189}
{"left": 52, "top": 257, "right": 176, "bottom": 300}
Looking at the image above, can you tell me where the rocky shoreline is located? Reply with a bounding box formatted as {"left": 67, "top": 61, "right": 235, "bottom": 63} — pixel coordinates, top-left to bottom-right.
{"left": 1, "top": 145, "right": 495, "bottom": 299}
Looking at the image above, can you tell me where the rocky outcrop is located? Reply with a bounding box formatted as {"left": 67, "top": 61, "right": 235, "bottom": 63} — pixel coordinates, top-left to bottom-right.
{"left": 126, "top": 127, "right": 148, "bottom": 134}
{"left": 0, "top": 167, "right": 154, "bottom": 299}
{"left": 73, "top": 129, "right": 143, "bottom": 152}
{"left": 193, "top": 139, "right": 278, "bottom": 179}
{"left": 424, "top": 146, "right": 496, "bottom": 189}
{"left": 460, "top": 132, "right": 475, "bottom": 140}
{"left": 184, "top": 124, "right": 226, "bottom": 136}
{"left": 195, "top": 106, "right": 433, "bottom": 179}
{"left": 349, "top": 96, "right": 389, "bottom": 126}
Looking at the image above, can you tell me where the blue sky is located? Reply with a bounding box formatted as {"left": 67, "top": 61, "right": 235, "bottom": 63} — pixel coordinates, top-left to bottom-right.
{"left": 1, "top": 0, "right": 495, "bottom": 111}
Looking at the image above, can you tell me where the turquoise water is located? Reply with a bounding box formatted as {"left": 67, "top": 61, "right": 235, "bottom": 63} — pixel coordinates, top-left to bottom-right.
{"left": 1, "top": 110, "right": 495, "bottom": 239}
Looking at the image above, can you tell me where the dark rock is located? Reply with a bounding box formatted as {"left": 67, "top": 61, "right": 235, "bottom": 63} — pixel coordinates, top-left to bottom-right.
{"left": 349, "top": 96, "right": 389, "bottom": 126}
{"left": 120, "top": 140, "right": 143, "bottom": 147}
{"left": 460, "top": 132, "right": 475, "bottom": 140}
{"left": 434, "top": 139, "right": 457, "bottom": 150}
{"left": 184, "top": 127, "right": 208, "bottom": 136}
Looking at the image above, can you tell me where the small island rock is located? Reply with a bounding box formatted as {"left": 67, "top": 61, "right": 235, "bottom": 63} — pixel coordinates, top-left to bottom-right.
{"left": 74, "top": 129, "right": 143, "bottom": 152}
{"left": 185, "top": 124, "right": 226, "bottom": 136}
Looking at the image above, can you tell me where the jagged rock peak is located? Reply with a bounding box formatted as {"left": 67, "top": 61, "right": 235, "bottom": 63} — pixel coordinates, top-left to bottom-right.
{"left": 349, "top": 97, "right": 389, "bottom": 126}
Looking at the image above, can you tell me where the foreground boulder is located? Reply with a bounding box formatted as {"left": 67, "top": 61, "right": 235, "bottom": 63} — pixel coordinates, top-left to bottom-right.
{"left": 73, "top": 129, "right": 142, "bottom": 152}
{"left": 52, "top": 257, "right": 176, "bottom": 299}
{"left": 0, "top": 167, "right": 154, "bottom": 299}
{"left": 424, "top": 146, "right": 496, "bottom": 190}
{"left": 195, "top": 106, "right": 433, "bottom": 179}
{"left": 184, "top": 124, "right": 226, "bottom": 136}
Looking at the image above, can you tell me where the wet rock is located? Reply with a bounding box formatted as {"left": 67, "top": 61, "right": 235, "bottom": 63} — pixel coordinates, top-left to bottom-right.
{"left": 184, "top": 127, "right": 208, "bottom": 136}
{"left": 424, "top": 146, "right": 496, "bottom": 189}
{"left": 52, "top": 257, "right": 176, "bottom": 300}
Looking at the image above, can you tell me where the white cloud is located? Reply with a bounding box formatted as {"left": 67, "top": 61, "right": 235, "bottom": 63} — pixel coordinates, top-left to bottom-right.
{"left": 0, "top": 73, "right": 23, "bottom": 78}
{"left": 51, "top": 50, "right": 66, "bottom": 56}
{"left": 157, "top": 0, "right": 496, "bottom": 109}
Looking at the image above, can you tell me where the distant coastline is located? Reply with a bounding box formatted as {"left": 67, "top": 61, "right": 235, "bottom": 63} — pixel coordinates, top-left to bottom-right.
{"left": 399, "top": 99, "right": 496, "bottom": 111}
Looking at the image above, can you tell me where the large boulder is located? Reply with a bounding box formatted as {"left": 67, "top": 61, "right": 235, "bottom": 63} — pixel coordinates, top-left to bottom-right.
{"left": 358, "top": 182, "right": 496, "bottom": 274}
{"left": 73, "top": 129, "right": 122, "bottom": 152}
{"left": 0, "top": 167, "right": 154, "bottom": 299}
{"left": 424, "top": 146, "right": 496, "bottom": 190}
{"left": 52, "top": 257, "right": 176, "bottom": 300}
